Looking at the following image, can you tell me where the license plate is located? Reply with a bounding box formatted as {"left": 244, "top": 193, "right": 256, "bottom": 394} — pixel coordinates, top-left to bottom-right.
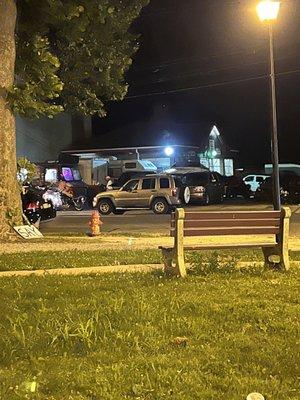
{"left": 41, "top": 203, "right": 51, "bottom": 209}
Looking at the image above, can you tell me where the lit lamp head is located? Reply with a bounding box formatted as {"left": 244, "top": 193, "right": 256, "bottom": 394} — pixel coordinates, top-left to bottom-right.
{"left": 256, "top": 0, "right": 280, "bottom": 22}
{"left": 164, "top": 146, "right": 174, "bottom": 157}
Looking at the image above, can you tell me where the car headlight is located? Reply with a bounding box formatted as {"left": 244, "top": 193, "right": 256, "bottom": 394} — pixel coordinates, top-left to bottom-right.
{"left": 280, "top": 189, "right": 289, "bottom": 196}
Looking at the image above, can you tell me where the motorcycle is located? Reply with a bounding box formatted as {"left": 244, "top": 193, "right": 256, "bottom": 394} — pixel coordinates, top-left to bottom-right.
{"left": 21, "top": 184, "right": 56, "bottom": 226}
{"left": 60, "top": 191, "right": 86, "bottom": 211}
{"left": 43, "top": 183, "right": 86, "bottom": 211}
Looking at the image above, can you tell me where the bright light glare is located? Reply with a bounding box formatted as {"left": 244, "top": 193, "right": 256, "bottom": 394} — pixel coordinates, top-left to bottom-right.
{"left": 256, "top": 1, "right": 280, "bottom": 21}
{"left": 164, "top": 146, "right": 174, "bottom": 157}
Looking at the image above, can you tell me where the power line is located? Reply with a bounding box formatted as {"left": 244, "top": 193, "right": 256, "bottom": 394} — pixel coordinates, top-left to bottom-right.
{"left": 132, "top": 47, "right": 266, "bottom": 72}
{"left": 131, "top": 52, "right": 299, "bottom": 88}
{"left": 125, "top": 68, "right": 300, "bottom": 100}
{"left": 132, "top": 43, "right": 300, "bottom": 73}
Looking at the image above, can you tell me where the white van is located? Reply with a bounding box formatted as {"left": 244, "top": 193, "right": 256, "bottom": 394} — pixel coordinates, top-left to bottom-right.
{"left": 243, "top": 175, "right": 269, "bottom": 192}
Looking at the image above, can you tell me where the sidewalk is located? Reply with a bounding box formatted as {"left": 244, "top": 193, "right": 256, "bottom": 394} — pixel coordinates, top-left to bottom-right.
{"left": 1, "top": 234, "right": 300, "bottom": 254}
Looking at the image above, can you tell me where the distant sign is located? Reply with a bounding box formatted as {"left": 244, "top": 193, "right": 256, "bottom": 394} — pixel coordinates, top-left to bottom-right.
{"left": 14, "top": 225, "right": 43, "bottom": 239}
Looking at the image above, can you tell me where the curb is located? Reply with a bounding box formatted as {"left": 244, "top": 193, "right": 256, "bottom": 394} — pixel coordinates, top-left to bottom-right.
{"left": 0, "top": 261, "right": 299, "bottom": 278}
{"left": 0, "top": 264, "right": 162, "bottom": 278}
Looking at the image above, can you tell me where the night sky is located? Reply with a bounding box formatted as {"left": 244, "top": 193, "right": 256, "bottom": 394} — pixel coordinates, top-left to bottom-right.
{"left": 93, "top": 0, "right": 300, "bottom": 169}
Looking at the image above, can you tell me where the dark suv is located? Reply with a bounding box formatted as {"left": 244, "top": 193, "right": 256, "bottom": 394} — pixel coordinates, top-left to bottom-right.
{"left": 172, "top": 171, "right": 224, "bottom": 204}
{"left": 255, "top": 174, "right": 300, "bottom": 204}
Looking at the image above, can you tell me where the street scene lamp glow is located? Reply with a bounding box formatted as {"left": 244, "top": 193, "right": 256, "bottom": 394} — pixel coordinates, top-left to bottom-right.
{"left": 164, "top": 146, "right": 174, "bottom": 156}
{"left": 256, "top": 1, "right": 280, "bottom": 22}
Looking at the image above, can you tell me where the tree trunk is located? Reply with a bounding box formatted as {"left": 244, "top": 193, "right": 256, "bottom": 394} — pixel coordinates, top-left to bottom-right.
{"left": 0, "top": 0, "right": 22, "bottom": 240}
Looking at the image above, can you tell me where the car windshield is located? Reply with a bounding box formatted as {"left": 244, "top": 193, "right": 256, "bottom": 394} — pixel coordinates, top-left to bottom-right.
{"left": 173, "top": 176, "right": 184, "bottom": 188}
{"left": 185, "top": 173, "right": 209, "bottom": 186}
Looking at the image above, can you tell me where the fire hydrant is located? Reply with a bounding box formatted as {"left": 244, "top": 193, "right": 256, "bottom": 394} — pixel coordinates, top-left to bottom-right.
{"left": 89, "top": 211, "right": 102, "bottom": 236}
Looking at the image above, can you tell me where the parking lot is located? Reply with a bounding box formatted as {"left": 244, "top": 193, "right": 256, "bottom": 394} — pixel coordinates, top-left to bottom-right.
{"left": 40, "top": 200, "right": 300, "bottom": 236}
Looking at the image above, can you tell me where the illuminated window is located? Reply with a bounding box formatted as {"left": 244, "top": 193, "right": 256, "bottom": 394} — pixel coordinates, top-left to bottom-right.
{"left": 224, "top": 159, "right": 234, "bottom": 176}
{"left": 62, "top": 167, "right": 74, "bottom": 182}
{"left": 45, "top": 168, "right": 58, "bottom": 182}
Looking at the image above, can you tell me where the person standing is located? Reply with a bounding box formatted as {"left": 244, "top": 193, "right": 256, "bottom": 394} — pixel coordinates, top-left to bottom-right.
{"left": 105, "top": 176, "right": 114, "bottom": 190}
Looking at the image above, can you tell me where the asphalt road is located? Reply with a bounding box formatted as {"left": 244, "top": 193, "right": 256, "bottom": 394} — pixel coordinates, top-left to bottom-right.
{"left": 40, "top": 200, "right": 300, "bottom": 236}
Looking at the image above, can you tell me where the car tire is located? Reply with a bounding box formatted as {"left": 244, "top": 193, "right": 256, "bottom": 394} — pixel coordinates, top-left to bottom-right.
{"left": 204, "top": 194, "right": 210, "bottom": 205}
{"left": 217, "top": 193, "right": 224, "bottom": 204}
{"left": 98, "top": 199, "right": 114, "bottom": 215}
{"left": 113, "top": 210, "right": 125, "bottom": 215}
{"left": 179, "top": 186, "right": 191, "bottom": 205}
{"left": 74, "top": 196, "right": 86, "bottom": 211}
{"left": 152, "top": 198, "right": 169, "bottom": 214}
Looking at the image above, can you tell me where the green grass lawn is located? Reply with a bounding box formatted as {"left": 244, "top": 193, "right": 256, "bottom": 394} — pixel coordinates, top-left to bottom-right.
{"left": 1, "top": 248, "right": 300, "bottom": 271}
{"left": 0, "top": 269, "right": 299, "bottom": 399}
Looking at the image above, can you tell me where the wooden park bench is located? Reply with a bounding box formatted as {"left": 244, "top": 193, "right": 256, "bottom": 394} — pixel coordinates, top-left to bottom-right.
{"left": 159, "top": 208, "right": 291, "bottom": 277}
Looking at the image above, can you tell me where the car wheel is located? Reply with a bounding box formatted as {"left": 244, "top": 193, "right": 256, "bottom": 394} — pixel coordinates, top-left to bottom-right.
{"left": 152, "top": 198, "right": 169, "bottom": 214}
{"left": 98, "top": 199, "right": 114, "bottom": 215}
{"left": 204, "top": 194, "right": 210, "bottom": 205}
{"left": 74, "top": 196, "right": 86, "bottom": 211}
{"left": 179, "top": 186, "right": 191, "bottom": 205}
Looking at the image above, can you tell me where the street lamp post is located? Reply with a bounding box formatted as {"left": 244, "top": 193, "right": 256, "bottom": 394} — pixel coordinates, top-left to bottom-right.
{"left": 257, "top": 0, "right": 281, "bottom": 210}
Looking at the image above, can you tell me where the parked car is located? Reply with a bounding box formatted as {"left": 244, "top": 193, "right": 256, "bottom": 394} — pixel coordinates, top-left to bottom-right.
{"left": 223, "top": 175, "right": 252, "bottom": 199}
{"left": 171, "top": 171, "right": 225, "bottom": 205}
{"left": 254, "top": 174, "right": 300, "bottom": 204}
{"left": 243, "top": 174, "right": 269, "bottom": 192}
{"left": 93, "top": 174, "right": 189, "bottom": 215}
{"left": 21, "top": 185, "right": 56, "bottom": 225}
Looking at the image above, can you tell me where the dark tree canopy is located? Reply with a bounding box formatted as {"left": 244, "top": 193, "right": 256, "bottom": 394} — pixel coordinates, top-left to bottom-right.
{"left": 10, "top": 0, "right": 149, "bottom": 118}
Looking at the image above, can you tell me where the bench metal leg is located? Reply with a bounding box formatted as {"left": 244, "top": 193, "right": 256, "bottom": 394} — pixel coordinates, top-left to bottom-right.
{"left": 161, "top": 248, "right": 187, "bottom": 278}
{"left": 262, "top": 246, "right": 280, "bottom": 269}
{"left": 262, "top": 245, "right": 290, "bottom": 271}
{"left": 161, "top": 248, "right": 175, "bottom": 276}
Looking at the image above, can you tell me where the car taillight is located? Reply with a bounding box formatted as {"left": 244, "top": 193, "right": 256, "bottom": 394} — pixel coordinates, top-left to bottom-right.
{"left": 26, "top": 201, "right": 39, "bottom": 210}
{"left": 172, "top": 188, "right": 178, "bottom": 196}
{"left": 194, "top": 186, "right": 205, "bottom": 193}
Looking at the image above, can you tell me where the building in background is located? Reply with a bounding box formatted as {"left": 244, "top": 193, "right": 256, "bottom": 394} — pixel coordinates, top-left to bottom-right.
{"left": 199, "top": 125, "right": 236, "bottom": 176}
{"left": 61, "top": 125, "right": 235, "bottom": 185}
{"left": 16, "top": 114, "right": 91, "bottom": 163}
{"left": 16, "top": 102, "right": 236, "bottom": 183}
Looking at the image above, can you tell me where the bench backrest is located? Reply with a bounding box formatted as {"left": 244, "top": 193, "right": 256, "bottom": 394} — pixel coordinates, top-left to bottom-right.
{"left": 171, "top": 209, "right": 283, "bottom": 237}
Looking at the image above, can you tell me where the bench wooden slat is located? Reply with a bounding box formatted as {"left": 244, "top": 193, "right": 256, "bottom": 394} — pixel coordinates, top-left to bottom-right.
{"left": 171, "top": 226, "right": 279, "bottom": 236}
{"left": 182, "top": 211, "right": 281, "bottom": 220}
{"left": 171, "top": 219, "right": 280, "bottom": 229}
{"left": 159, "top": 242, "right": 276, "bottom": 251}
